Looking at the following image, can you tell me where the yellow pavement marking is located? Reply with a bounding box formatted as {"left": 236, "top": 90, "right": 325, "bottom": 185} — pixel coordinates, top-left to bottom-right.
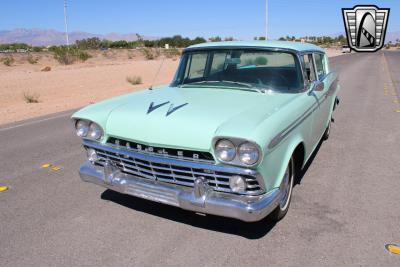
{"left": 386, "top": 244, "right": 400, "bottom": 255}
{"left": 51, "top": 166, "right": 61, "bottom": 171}
{"left": 41, "top": 163, "right": 52, "bottom": 168}
{"left": 394, "top": 100, "right": 399, "bottom": 104}
{"left": 396, "top": 109, "right": 400, "bottom": 113}
{"left": 0, "top": 186, "right": 9, "bottom": 192}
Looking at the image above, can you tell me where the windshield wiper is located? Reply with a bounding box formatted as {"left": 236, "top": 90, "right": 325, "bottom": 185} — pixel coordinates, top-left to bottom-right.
{"left": 179, "top": 80, "right": 265, "bottom": 93}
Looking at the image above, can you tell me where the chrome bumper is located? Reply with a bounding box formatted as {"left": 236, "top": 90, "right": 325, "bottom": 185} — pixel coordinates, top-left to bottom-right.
{"left": 79, "top": 161, "right": 281, "bottom": 222}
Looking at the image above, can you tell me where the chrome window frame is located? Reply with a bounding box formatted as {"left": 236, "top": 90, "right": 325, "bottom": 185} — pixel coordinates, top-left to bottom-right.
{"left": 173, "top": 46, "right": 312, "bottom": 93}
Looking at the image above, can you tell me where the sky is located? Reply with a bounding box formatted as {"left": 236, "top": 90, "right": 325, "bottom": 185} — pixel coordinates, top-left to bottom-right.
{"left": 1, "top": 0, "right": 399, "bottom": 39}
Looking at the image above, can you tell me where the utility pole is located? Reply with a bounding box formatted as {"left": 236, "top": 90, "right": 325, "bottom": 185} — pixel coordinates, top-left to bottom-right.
{"left": 63, "top": 0, "right": 70, "bottom": 46}
{"left": 265, "top": 0, "right": 268, "bottom": 40}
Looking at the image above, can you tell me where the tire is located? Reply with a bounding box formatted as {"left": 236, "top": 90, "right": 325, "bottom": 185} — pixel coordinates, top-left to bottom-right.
{"left": 269, "top": 157, "right": 294, "bottom": 222}
{"left": 323, "top": 120, "right": 331, "bottom": 140}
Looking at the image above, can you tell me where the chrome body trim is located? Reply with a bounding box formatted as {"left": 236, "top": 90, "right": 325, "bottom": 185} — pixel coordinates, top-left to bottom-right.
{"left": 79, "top": 161, "right": 281, "bottom": 222}
{"left": 268, "top": 72, "right": 339, "bottom": 149}
{"left": 83, "top": 140, "right": 266, "bottom": 194}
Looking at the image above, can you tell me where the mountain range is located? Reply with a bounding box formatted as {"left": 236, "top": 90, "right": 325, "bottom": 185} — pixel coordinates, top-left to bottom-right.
{"left": 0, "top": 28, "right": 399, "bottom": 46}
{"left": 0, "top": 28, "right": 157, "bottom": 46}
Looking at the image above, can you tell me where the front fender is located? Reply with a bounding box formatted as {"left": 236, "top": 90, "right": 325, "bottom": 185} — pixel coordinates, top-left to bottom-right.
{"left": 258, "top": 133, "right": 305, "bottom": 191}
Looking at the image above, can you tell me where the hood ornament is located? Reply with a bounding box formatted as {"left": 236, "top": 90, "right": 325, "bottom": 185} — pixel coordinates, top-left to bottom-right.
{"left": 166, "top": 103, "right": 188, "bottom": 116}
{"left": 147, "top": 101, "right": 188, "bottom": 116}
{"left": 147, "top": 101, "right": 169, "bottom": 114}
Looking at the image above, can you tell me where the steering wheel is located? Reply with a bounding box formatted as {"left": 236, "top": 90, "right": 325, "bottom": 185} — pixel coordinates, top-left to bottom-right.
{"left": 266, "top": 72, "right": 291, "bottom": 88}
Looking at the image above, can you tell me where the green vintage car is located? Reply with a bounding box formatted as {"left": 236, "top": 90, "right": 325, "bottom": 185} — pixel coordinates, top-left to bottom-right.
{"left": 73, "top": 41, "right": 340, "bottom": 222}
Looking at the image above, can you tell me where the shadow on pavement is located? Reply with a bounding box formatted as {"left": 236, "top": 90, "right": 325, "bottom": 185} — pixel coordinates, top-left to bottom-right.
{"left": 101, "top": 189, "right": 276, "bottom": 239}
{"left": 100, "top": 138, "right": 325, "bottom": 239}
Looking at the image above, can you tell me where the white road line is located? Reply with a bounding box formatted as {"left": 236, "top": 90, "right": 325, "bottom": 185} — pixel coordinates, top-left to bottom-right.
{"left": 0, "top": 112, "right": 73, "bottom": 132}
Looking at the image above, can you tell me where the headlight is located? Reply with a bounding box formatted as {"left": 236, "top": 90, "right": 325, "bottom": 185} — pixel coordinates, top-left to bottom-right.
{"left": 88, "top": 122, "right": 103, "bottom": 140}
{"left": 238, "top": 142, "right": 260, "bottom": 165}
{"left": 215, "top": 139, "right": 236, "bottom": 162}
{"left": 229, "top": 175, "right": 246, "bottom": 193}
{"left": 75, "top": 120, "right": 89, "bottom": 137}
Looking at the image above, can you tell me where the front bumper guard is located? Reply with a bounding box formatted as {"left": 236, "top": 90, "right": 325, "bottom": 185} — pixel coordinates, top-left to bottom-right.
{"left": 79, "top": 161, "right": 281, "bottom": 222}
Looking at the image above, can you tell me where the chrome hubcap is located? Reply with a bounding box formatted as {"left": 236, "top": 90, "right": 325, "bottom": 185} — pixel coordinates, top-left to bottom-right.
{"left": 280, "top": 161, "right": 293, "bottom": 210}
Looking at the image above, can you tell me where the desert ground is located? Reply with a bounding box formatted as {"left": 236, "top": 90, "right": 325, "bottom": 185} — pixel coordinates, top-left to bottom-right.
{"left": 0, "top": 47, "right": 343, "bottom": 125}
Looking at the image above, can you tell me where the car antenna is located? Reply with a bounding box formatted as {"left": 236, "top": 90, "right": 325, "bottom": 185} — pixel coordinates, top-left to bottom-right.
{"left": 149, "top": 54, "right": 165, "bottom": 90}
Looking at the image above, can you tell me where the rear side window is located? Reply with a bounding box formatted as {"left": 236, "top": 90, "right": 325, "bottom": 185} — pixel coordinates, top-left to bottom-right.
{"left": 314, "top": 53, "right": 326, "bottom": 80}
{"left": 302, "top": 54, "right": 316, "bottom": 82}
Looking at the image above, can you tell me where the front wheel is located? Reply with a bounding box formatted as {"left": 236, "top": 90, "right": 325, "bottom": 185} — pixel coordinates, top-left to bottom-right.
{"left": 269, "top": 157, "right": 294, "bottom": 222}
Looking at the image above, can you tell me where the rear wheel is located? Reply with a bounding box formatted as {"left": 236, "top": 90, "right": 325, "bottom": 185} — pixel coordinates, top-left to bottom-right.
{"left": 269, "top": 157, "right": 294, "bottom": 222}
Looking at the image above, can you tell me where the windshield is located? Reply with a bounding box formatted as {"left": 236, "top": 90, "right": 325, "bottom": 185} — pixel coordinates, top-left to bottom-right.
{"left": 171, "top": 49, "right": 304, "bottom": 92}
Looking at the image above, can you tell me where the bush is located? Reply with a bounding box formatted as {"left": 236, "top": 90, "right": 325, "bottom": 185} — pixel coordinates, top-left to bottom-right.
{"left": 142, "top": 48, "right": 156, "bottom": 60}
{"left": 23, "top": 91, "right": 40, "bottom": 103}
{"left": 254, "top": 56, "right": 268, "bottom": 65}
{"left": 53, "top": 46, "right": 91, "bottom": 64}
{"left": 164, "top": 48, "right": 181, "bottom": 58}
{"left": 32, "top": 46, "right": 43, "bottom": 52}
{"left": 77, "top": 50, "right": 91, "bottom": 61}
{"left": 27, "top": 54, "right": 39, "bottom": 64}
{"left": 2, "top": 56, "right": 14, "bottom": 66}
{"left": 126, "top": 75, "right": 142, "bottom": 85}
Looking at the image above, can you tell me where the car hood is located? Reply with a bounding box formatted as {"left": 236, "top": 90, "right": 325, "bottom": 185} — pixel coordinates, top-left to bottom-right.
{"left": 74, "top": 86, "right": 297, "bottom": 151}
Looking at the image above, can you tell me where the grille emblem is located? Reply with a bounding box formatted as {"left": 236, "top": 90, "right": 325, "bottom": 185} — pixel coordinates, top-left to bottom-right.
{"left": 104, "top": 160, "right": 119, "bottom": 185}
{"left": 194, "top": 177, "right": 210, "bottom": 200}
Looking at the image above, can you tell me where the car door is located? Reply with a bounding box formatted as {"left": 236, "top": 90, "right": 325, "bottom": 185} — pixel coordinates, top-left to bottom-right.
{"left": 312, "top": 52, "right": 332, "bottom": 138}
{"left": 302, "top": 53, "right": 330, "bottom": 147}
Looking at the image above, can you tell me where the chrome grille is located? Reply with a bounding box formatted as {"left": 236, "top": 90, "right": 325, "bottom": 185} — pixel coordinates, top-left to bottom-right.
{"left": 88, "top": 145, "right": 262, "bottom": 195}
{"left": 107, "top": 137, "right": 215, "bottom": 163}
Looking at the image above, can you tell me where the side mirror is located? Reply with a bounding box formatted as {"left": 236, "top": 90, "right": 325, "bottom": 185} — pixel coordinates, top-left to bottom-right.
{"left": 310, "top": 81, "right": 324, "bottom": 92}
{"left": 314, "top": 81, "right": 325, "bottom": 92}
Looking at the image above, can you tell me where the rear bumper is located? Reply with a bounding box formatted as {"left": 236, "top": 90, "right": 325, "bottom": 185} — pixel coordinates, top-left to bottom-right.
{"left": 79, "top": 161, "right": 281, "bottom": 222}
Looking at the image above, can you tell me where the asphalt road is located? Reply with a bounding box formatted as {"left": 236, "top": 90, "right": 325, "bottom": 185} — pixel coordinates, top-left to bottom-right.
{"left": 1, "top": 51, "right": 399, "bottom": 266}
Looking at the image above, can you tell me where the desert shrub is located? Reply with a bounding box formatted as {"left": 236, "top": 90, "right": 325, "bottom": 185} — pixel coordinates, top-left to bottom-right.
{"left": 23, "top": 91, "right": 40, "bottom": 103}
{"left": 76, "top": 37, "right": 101, "bottom": 50}
{"left": 53, "top": 46, "right": 91, "bottom": 64}
{"left": 32, "top": 46, "right": 43, "bottom": 52}
{"left": 77, "top": 50, "right": 91, "bottom": 61}
{"left": 27, "top": 54, "right": 39, "bottom": 64}
{"left": 2, "top": 56, "right": 14, "bottom": 66}
{"left": 53, "top": 46, "right": 75, "bottom": 64}
{"left": 164, "top": 48, "right": 181, "bottom": 58}
{"left": 126, "top": 75, "right": 142, "bottom": 85}
{"left": 254, "top": 56, "right": 268, "bottom": 66}
{"left": 142, "top": 48, "right": 156, "bottom": 60}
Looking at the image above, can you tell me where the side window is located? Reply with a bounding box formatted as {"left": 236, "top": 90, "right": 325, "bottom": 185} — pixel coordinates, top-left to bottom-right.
{"left": 185, "top": 53, "right": 208, "bottom": 79}
{"left": 302, "top": 54, "right": 316, "bottom": 83}
{"left": 210, "top": 52, "right": 227, "bottom": 74}
{"left": 314, "top": 53, "right": 326, "bottom": 80}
